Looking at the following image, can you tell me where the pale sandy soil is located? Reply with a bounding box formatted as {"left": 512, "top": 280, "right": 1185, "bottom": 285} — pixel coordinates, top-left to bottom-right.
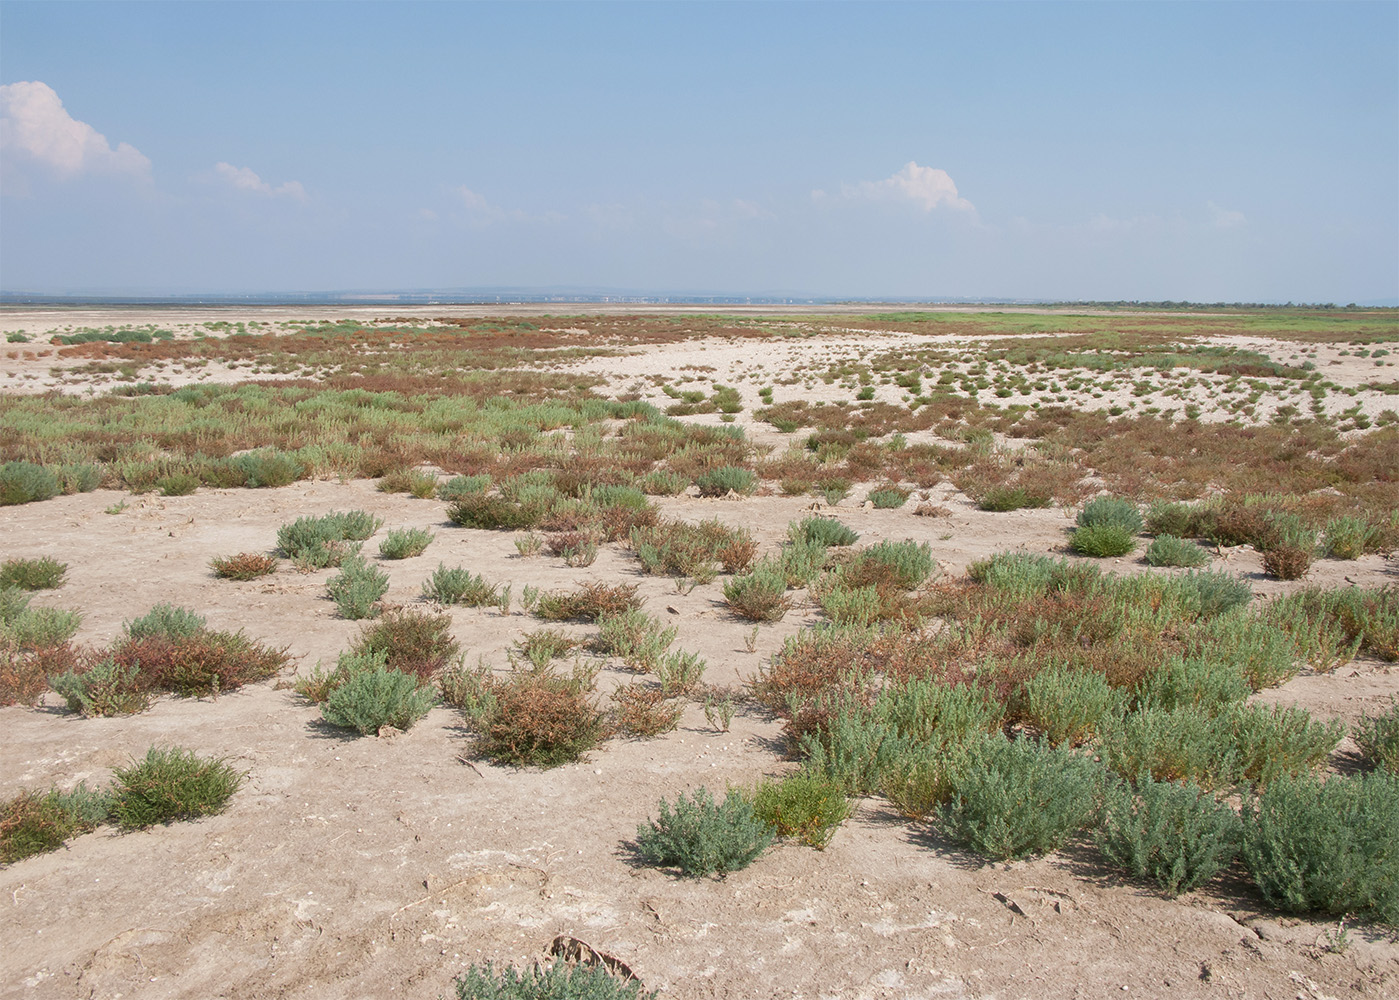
{"left": 2, "top": 479, "right": 1396, "bottom": 1000}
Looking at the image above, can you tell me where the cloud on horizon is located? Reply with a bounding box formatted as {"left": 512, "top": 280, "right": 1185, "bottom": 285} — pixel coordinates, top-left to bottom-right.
{"left": 213, "top": 161, "right": 306, "bottom": 200}
{"left": 819, "top": 161, "right": 975, "bottom": 214}
{"left": 0, "top": 80, "right": 150, "bottom": 179}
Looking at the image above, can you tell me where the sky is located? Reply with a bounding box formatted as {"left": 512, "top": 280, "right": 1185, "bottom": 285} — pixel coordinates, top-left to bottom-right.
{"left": 1, "top": 1, "right": 1396, "bottom": 303}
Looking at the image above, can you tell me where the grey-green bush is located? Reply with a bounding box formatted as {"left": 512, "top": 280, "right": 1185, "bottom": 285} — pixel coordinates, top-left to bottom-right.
{"left": 451, "top": 961, "right": 657, "bottom": 1000}
{"left": 635, "top": 786, "right": 774, "bottom": 877}
{"left": 1078, "top": 496, "right": 1144, "bottom": 534}
{"left": 110, "top": 746, "right": 242, "bottom": 830}
{"left": 1096, "top": 775, "right": 1242, "bottom": 896}
{"left": 1144, "top": 534, "right": 1210, "bottom": 568}
{"left": 378, "top": 526, "right": 434, "bottom": 559}
{"left": 0, "top": 461, "right": 60, "bottom": 506}
{"left": 1355, "top": 697, "right": 1399, "bottom": 775}
{"left": 1020, "top": 666, "right": 1121, "bottom": 746}
{"left": 321, "top": 666, "right": 435, "bottom": 735}
{"left": 125, "top": 603, "right": 207, "bottom": 641}
{"left": 327, "top": 556, "right": 390, "bottom": 619}
{"left": 790, "top": 516, "right": 858, "bottom": 548}
{"left": 1070, "top": 523, "right": 1137, "bottom": 558}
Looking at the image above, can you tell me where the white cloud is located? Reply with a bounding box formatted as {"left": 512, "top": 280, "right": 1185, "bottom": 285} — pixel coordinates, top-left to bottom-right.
{"left": 452, "top": 185, "right": 562, "bottom": 225}
{"left": 0, "top": 80, "right": 150, "bottom": 177}
{"left": 214, "top": 161, "right": 306, "bottom": 199}
{"left": 1208, "top": 201, "right": 1246, "bottom": 229}
{"left": 843, "top": 161, "right": 975, "bottom": 213}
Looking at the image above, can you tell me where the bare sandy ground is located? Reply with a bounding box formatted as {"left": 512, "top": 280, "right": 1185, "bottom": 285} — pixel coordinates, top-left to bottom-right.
{"left": 2, "top": 479, "right": 1396, "bottom": 1000}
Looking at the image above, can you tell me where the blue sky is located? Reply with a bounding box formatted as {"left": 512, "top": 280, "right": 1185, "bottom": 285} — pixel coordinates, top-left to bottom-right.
{"left": 1, "top": 1, "right": 1395, "bottom": 302}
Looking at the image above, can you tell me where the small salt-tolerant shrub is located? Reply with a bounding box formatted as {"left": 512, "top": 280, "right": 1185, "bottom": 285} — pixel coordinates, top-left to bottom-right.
{"left": 437, "top": 473, "right": 492, "bottom": 501}
{"left": 798, "top": 708, "right": 914, "bottom": 796}
{"left": 210, "top": 552, "right": 277, "bottom": 580}
{"left": 1179, "top": 569, "right": 1253, "bottom": 617}
{"left": 751, "top": 773, "right": 851, "bottom": 849}
{"left": 1077, "top": 496, "right": 1144, "bottom": 534}
{"left": 1, "top": 783, "right": 111, "bottom": 864}
{"left": 111, "top": 630, "right": 288, "bottom": 698}
{"left": 0, "top": 589, "right": 82, "bottom": 649}
{"left": 881, "top": 744, "right": 975, "bottom": 821}
{"left": 156, "top": 473, "right": 200, "bottom": 497}
{"left": 379, "top": 527, "right": 434, "bottom": 560}
{"left": 593, "top": 609, "right": 675, "bottom": 671}
{"left": 1134, "top": 655, "right": 1251, "bottom": 714}
{"left": 228, "top": 449, "right": 303, "bottom": 488}
{"left": 1229, "top": 703, "right": 1345, "bottom": 787}
{"left": 1191, "top": 613, "right": 1300, "bottom": 691}
{"left": 472, "top": 669, "right": 608, "bottom": 767}
{"left": 778, "top": 538, "right": 827, "bottom": 588}
{"left": 294, "top": 649, "right": 386, "bottom": 704}
{"left": 50, "top": 657, "right": 151, "bottom": 717}
{"left": 635, "top": 786, "right": 775, "bottom": 877}
{"left": 447, "top": 494, "right": 539, "bottom": 530}
{"left": 867, "top": 485, "right": 910, "bottom": 509}
{"left": 655, "top": 649, "right": 706, "bottom": 697}
{"left": 0, "top": 461, "right": 59, "bottom": 506}
{"left": 1096, "top": 775, "right": 1242, "bottom": 897}
{"left": 1355, "top": 697, "right": 1399, "bottom": 775}
{"left": 847, "top": 539, "right": 935, "bottom": 590}
{"left": 55, "top": 463, "right": 101, "bottom": 495}
{"left": 321, "top": 666, "right": 436, "bottom": 735}
{"left": 790, "top": 516, "right": 858, "bottom": 547}
{"left": 277, "top": 511, "right": 380, "bottom": 568}
{"left": 1144, "top": 534, "right": 1210, "bottom": 568}
{"left": 938, "top": 736, "right": 1107, "bottom": 861}
{"left": 422, "top": 563, "right": 500, "bottom": 606}
{"left": 611, "top": 685, "right": 683, "bottom": 738}
{"left": 1145, "top": 500, "right": 1200, "bottom": 538}
{"left": 1242, "top": 771, "right": 1399, "bottom": 925}
{"left": 378, "top": 469, "right": 438, "bottom": 498}
{"left": 1323, "top": 515, "right": 1379, "bottom": 560}
{"left": 0, "top": 557, "right": 67, "bottom": 591}
{"left": 1019, "top": 666, "right": 1122, "bottom": 747}
{"left": 326, "top": 556, "right": 390, "bottom": 619}
{"left": 638, "top": 469, "right": 689, "bottom": 496}
{"left": 514, "top": 629, "right": 580, "bottom": 670}
{"left": 110, "top": 747, "right": 243, "bottom": 831}
{"left": 350, "top": 607, "right": 459, "bottom": 678}
{"left": 1, "top": 635, "right": 73, "bottom": 706}
{"left": 451, "top": 960, "right": 657, "bottom": 1000}
{"left": 877, "top": 678, "right": 1005, "bottom": 749}
{"left": 695, "top": 465, "right": 757, "bottom": 498}
{"left": 514, "top": 531, "right": 544, "bottom": 557}
{"left": 547, "top": 532, "right": 599, "bottom": 568}
{"left": 1070, "top": 523, "right": 1137, "bottom": 558}
{"left": 816, "top": 583, "right": 883, "bottom": 627}
{"left": 723, "top": 561, "right": 792, "bottom": 622}
{"left": 1100, "top": 707, "right": 1238, "bottom": 789}
{"left": 534, "top": 582, "right": 642, "bottom": 623}
{"left": 1263, "top": 544, "right": 1314, "bottom": 581}
{"left": 630, "top": 518, "right": 755, "bottom": 579}
{"left": 125, "top": 603, "right": 207, "bottom": 642}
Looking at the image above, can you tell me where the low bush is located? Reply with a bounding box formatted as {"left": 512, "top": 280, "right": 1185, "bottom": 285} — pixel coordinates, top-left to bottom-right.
{"left": 378, "top": 469, "right": 438, "bottom": 498}
{"left": 446, "top": 494, "right": 539, "bottom": 530}
{"left": 0, "top": 589, "right": 82, "bottom": 650}
{"left": 695, "top": 465, "right": 757, "bottom": 497}
{"left": 1, "top": 636, "right": 75, "bottom": 706}
{"left": 1077, "top": 496, "right": 1144, "bottom": 534}
{"left": 593, "top": 609, "right": 675, "bottom": 671}
{"left": 55, "top": 463, "right": 101, "bottom": 494}
{"left": 471, "top": 668, "right": 608, "bottom": 767}
{"left": 1263, "top": 544, "right": 1314, "bottom": 581}
{"left": 1019, "top": 666, "right": 1121, "bottom": 746}
{"left": 1, "top": 784, "right": 111, "bottom": 864}
{"left": 50, "top": 657, "right": 151, "bottom": 716}
{"left": 611, "top": 685, "right": 683, "bottom": 738}
{"left": 1231, "top": 704, "right": 1346, "bottom": 786}
{"left": 156, "top": 472, "right": 200, "bottom": 496}
{"left": 379, "top": 527, "right": 434, "bottom": 560}
{"left": 867, "top": 485, "right": 910, "bottom": 509}
{"left": 110, "top": 747, "right": 243, "bottom": 830}
{"left": 111, "top": 630, "right": 289, "bottom": 698}
{"left": 630, "top": 518, "right": 756, "bottom": 580}
{"left": 1323, "top": 515, "right": 1380, "bottom": 560}
{"left": 724, "top": 561, "right": 792, "bottom": 622}
{"left": 514, "top": 628, "right": 581, "bottom": 670}
{"left": 1355, "top": 697, "right": 1399, "bottom": 775}
{"left": 1243, "top": 772, "right": 1399, "bottom": 925}
{"left": 1096, "top": 776, "right": 1242, "bottom": 897}
{"left": 797, "top": 708, "right": 913, "bottom": 796}
{"left": 422, "top": 563, "right": 500, "bottom": 606}
{"left": 635, "top": 786, "right": 774, "bottom": 877}
{"left": 277, "top": 511, "right": 380, "bottom": 568}
{"left": 1145, "top": 500, "right": 1202, "bottom": 538}
{"left": 321, "top": 666, "right": 436, "bottom": 735}
{"left": 226, "top": 449, "right": 304, "bottom": 488}
{"left": 0, "top": 557, "right": 67, "bottom": 591}
{"left": 294, "top": 649, "right": 385, "bottom": 704}
{"left": 655, "top": 649, "right": 706, "bottom": 697}
{"left": 1070, "top": 523, "right": 1137, "bottom": 558}
{"left": 327, "top": 556, "right": 390, "bottom": 619}
{"left": 881, "top": 745, "right": 974, "bottom": 821}
{"left": 751, "top": 772, "right": 851, "bottom": 849}
{"left": 1179, "top": 569, "right": 1253, "bottom": 617}
{"left": 844, "top": 539, "right": 935, "bottom": 590}
{"left": 452, "top": 960, "right": 657, "bottom": 1000}
{"left": 1134, "top": 654, "right": 1250, "bottom": 713}
{"left": 0, "top": 461, "right": 60, "bottom": 506}
{"left": 938, "top": 737, "right": 1106, "bottom": 860}
{"left": 210, "top": 552, "right": 277, "bottom": 580}
{"left": 1143, "top": 534, "right": 1210, "bottom": 568}
{"left": 350, "top": 608, "right": 459, "bottom": 678}
{"left": 815, "top": 583, "right": 886, "bottom": 627}
{"left": 546, "top": 531, "right": 599, "bottom": 567}
{"left": 790, "top": 516, "right": 858, "bottom": 548}
{"left": 534, "top": 582, "right": 642, "bottom": 623}
{"left": 125, "top": 603, "right": 207, "bottom": 642}
{"left": 437, "top": 473, "right": 492, "bottom": 501}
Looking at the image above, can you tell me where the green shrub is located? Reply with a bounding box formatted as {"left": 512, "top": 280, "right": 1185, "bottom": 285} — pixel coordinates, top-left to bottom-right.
{"left": 1355, "top": 697, "right": 1399, "bottom": 775}
{"left": 210, "top": 552, "right": 277, "bottom": 580}
{"left": 378, "top": 468, "right": 439, "bottom": 498}
{"left": 1070, "top": 523, "right": 1137, "bottom": 558}
{"left": 1020, "top": 666, "right": 1121, "bottom": 746}
{"left": 1230, "top": 704, "right": 1345, "bottom": 786}
{"left": 1134, "top": 655, "right": 1250, "bottom": 714}
{"left": 977, "top": 485, "right": 1050, "bottom": 512}
{"left": 50, "top": 657, "right": 151, "bottom": 717}
{"left": 0, "top": 461, "right": 59, "bottom": 506}
{"left": 327, "top": 556, "right": 390, "bottom": 619}
{"left": 723, "top": 560, "right": 791, "bottom": 622}
{"left": 846, "top": 539, "right": 934, "bottom": 589}
{"left": 0, "top": 557, "right": 67, "bottom": 591}
{"left": 1145, "top": 500, "right": 1201, "bottom": 538}
{"left": 225, "top": 449, "right": 305, "bottom": 488}
{"left": 350, "top": 607, "right": 459, "bottom": 678}
{"left": 446, "top": 494, "right": 539, "bottom": 530}
{"left": 1323, "top": 515, "right": 1379, "bottom": 560}
{"left": 778, "top": 538, "right": 827, "bottom": 588}
{"left": 1263, "top": 544, "right": 1314, "bottom": 581}
{"left": 751, "top": 772, "right": 851, "bottom": 849}
{"left": 867, "top": 485, "right": 910, "bottom": 509}
{"left": 422, "top": 563, "right": 500, "bottom": 606}
{"left": 638, "top": 469, "right": 688, "bottom": 496}
{"left": 798, "top": 708, "right": 914, "bottom": 796}
{"left": 593, "top": 609, "right": 675, "bottom": 671}
{"left": 1243, "top": 772, "right": 1399, "bottom": 925}
{"left": 654, "top": 649, "right": 706, "bottom": 697}
{"left": 155, "top": 472, "right": 200, "bottom": 496}
{"left": 277, "top": 511, "right": 380, "bottom": 568}
{"left": 513, "top": 629, "right": 580, "bottom": 670}
{"left": 635, "top": 786, "right": 775, "bottom": 877}
{"left": 1179, "top": 569, "right": 1253, "bottom": 616}
{"left": 451, "top": 960, "right": 657, "bottom": 1000}
{"left": 880, "top": 744, "right": 976, "bottom": 821}
{"left": 938, "top": 737, "right": 1106, "bottom": 860}
{"left": 815, "top": 583, "right": 883, "bottom": 627}
{"left": 378, "top": 526, "right": 434, "bottom": 559}
{"left": 294, "top": 649, "right": 386, "bottom": 704}
{"left": 437, "top": 473, "right": 492, "bottom": 501}
{"left": 0, "top": 589, "right": 82, "bottom": 649}
{"left": 789, "top": 516, "right": 858, "bottom": 548}
{"left": 1144, "top": 534, "right": 1210, "bottom": 568}
{"left": 55, "top": 463, "right": 102, "bottom": 494}
{"left": 630, "top": 518, "right": 755, "bottom": 580}
{"left": 1077, "top": 496, "right": 1144, "bottom": 534}
{"left": 694, "top": 465, "right": 756, "bottom": 497}
{"left": 1191, "top": 613, "right": 1300, "bottom": 691}
{"left": 1, "top": 783, "right": 111, "bottom": 863}
{"left": 321, "top": 666, "right": 436, "bottom": 735}
{"left": 110, "top": 747, "right": 243, "bottom": 830}
{"left": 1096, "top": 776, "right": 1242, "bottom": 896}
{"left": 125, "top": 603, "right": 207, "bottom": 641}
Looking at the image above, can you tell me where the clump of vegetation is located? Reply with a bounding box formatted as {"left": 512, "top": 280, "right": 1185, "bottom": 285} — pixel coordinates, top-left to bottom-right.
{"left": 1078, "top": 495, "right": 1145, "bottom": 534}
{"left": 533, "top": 582, "right": 642, "bottom": 623}
{"left": 126, "top": 602, "right": 206, "bottom": 641}
{"left": 843, "top": 539, "right": 935, "bottom": 590}
{"left": 630, "top": 518, "right": 756, "bottom": 581}
{"left": 437, "top": 473, "right": 491, "bottom": 501}
{"left": 611, "top": 685, "right": 684, "bottom": 738}
{"left": 513, "top": 628, "right": 581, "bottom": 670}
{"left": 378, "top": 527, "right": 434, "bottom": 559}
{"left": 790, "top": 516, "right": 858, "bottom": 548}
{"left": 349, "top": 607, "right": 459, "bottom": 678}
{"left": 1143, "top": 534, "right": 1210, "bottom": 568}
{"left": 1242, "top": 771, "right": 1399, "bottom": 926}
{"left": 1323, "top": 515, "right": 1379, "bottom": 560}
{"left": 867, "top": 484, "right": 911, "bottom": 509}
{"left": 723, "top": 560, "right": 792, "bottom": 622}
{"left": 1, "top": 783, "right": 111, "bottom": 863}
{"left": 277, "top": 510, "right": 382, "bottom": 568}
{"left": 654, "top": 649, "right": 706, "bottom": 697}
{"left": 1070, "top": 523, "right": 1137, "bottom": 558}
{"left": 50, "top": 657, "right": 151, "bottom": 716}
{"left": 0, "top": 461, "right": 60, "bottom": 506}
{"left": 546, "top": 531, "right": 599, "bottom": 567}
{"left": 378, "top": 468, "right": 439, "bottom": 498}
{"left": 321, "top": 666, "right": 436, "bottom": 735}
{"left": 0, "top": 557, "right": 67, "bottom": 591}
{"left": 1355, "top": 698, "right": 1399, "bottom": 775}
{"left": 110, "top": 747, "right": 243, "bottom": 831}
{"left": 1096, "top": 776, "right": 1242, "bottom": 896}
{"left": 421, "top": 563, "right": 501, "bottom": 606}
{"left": 593, "top": 609, "right": 675, "bottom": 671}
{"left": 1018, "top": 666, "right": 1121, "bottom": 747}
{"left": 751, "top": 773, "right": 851, "bottom": 849}
{"left": 635, "top": 786, "right": 775, "bottom": 877}
{"left": 210, "top": 552, "right": 277, "bottom": 580}
{"left": 294, "top": 649, "right": 385, "bottom": 704}
{"left": 451, "top": 961, "right": 657, "bottom": 1000}
{"left": 461, "top": 665, "right": 609, "bottom": 767}
{"left": 938, "top": 737, "right": 1106, "bottom": 860}
{"left": 327, "top": 556, "right": 390, "bottom": 619}
{"left": 695, "top": 465, "right": 757, "bottom": 497}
